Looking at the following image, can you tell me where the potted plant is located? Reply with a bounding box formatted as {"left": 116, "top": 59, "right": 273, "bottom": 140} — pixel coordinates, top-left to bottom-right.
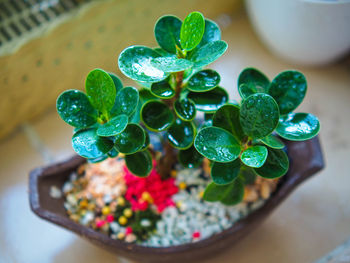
{"left": 29, "top": 11, "right": 324, "bottom": 262}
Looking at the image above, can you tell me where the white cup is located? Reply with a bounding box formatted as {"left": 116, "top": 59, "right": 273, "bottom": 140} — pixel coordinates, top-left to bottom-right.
{"left": 246, "top": 0, "right": 350, "bottom": 66}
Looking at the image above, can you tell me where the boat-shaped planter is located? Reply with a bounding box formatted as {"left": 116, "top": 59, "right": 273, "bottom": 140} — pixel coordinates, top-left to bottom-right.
{"left": 29, "top": 137, "right": 324, "bottom": 263}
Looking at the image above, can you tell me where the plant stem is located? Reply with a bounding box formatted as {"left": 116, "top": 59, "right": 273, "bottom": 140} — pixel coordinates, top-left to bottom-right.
{"left": 157, "top": 71, "right": 184, "bottom": 179}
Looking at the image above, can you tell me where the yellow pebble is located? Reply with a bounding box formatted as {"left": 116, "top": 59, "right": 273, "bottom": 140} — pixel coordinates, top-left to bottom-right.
{"left": 87, "top": 203, "right": 96, "bottom": 210}
{"left": 102, "top": 206, "right": 111, "bottom": 215}
{"left": 123, "top": 208, "right": 133, "bottom": 218}
{"left": 170, "top": 170, "right": 177, "bottom": 178}
{"left": 141, "top": 192, "right": 154, "bottom": 203}
{"left": 79, "top": 199, "right": 88, "bottom": 209}
{"left": 69, "top": 214, "right": 79, "bottom": 222}
{"left": 117, "top": 232, "right": 125, "bottom": 240}
{"left": 117, "top": 197, "right": 125, "bottom": 206}
{"left": 179, "top": 182, "right": 187, "bottom": 190}
{"left": 198, "top": 191, "right": 204, "bottom": 199}
{"left": 119, "top": 216, "right": 128, "bottom": 225}
{"left": 176, "top": 201, "right": 182, "bottom": 208}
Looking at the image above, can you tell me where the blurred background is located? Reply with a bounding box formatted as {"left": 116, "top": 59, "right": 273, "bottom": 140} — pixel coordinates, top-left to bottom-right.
{"left": 0, "top": 0, "right": 350, "bottom": 262}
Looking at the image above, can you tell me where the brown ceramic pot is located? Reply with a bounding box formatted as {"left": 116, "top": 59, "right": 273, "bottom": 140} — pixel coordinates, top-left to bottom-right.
{"left": 29, "top": 137, "right": 324, "bottom": 263}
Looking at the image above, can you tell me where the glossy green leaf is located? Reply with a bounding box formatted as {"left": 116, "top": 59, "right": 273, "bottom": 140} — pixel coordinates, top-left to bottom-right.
{"left": 150, "top": 80, "right": 175, "bottom": 99}
{"left": 187, "top": 69, "right": 220, "bottom": 92}
{"left": 276, "top": 113, "right": 320, "bottom": 141}
{"left": 87, "top": 155, "right": 108, "bottom": 163}
{"left": 96, "top": 114, "right": 128, "bottom": 137}
{"left": 211, "top": 159, "right": 240, "bottom": 185}
{"left": 167, "top": 119, "right": 195, "bottom": 149}
{"left": 72, "top": 128, "right": 114, "bottom": 159}
{"left": 238, "top": 68, "right": 270, "bottom": 98}
{"left": 108, "top": 72, "right": 123, "bottom": 94}
{"left": 203, "top": 179, "right": 244, "bottom": 204}
{"left": 239, "top": 166, "right": 257, "bottom": 185}
{"left": 154, "top": 15, "right": 182, "bottom": 54}
{"left": 174, "top": 98, "right": 196, "bottom": 121}
{"left": 203, "top": 182, "right": 232, "bottom": 202}
{"left": 141, "top": 131, "right": 150, "bottom": 150}
{"left": 254, "top": 148, "right": 289, "bottom": 179}
{"left": 110, "top": 86, "right": 139, "bottom": 117}
{"left": 269, "top": 71, "right": 307, "bottom": 114}
{"left": 114, "top": 123, "right": 145, "bottom": 154}
{"left": 153, "top": 47, "right": 176, "bottom": 57}
{"left": 85, "top": 69, "right": 116, "bottom": 115}
{"left": 213, "top": 104, "right": 244, "bottom": 141}
{"left": 141, "top": 100, "right": 174, "bottom": 131}
{"left": 190, "top": 40, "right": 228, "bottom": 68}
{"left": 196, "top": 19, "right": 221, "bottom": 49}
{"left": 187, "top": 86, "right": 228, "bottom": 113}
{"left": 130, "top": 89, "right": 158, "bottom": 124}
{"left": 260, "top": 134, "right": 285, "bottom": 149}
{"left": 180, "top": 12, "right": 205, "bottom": 52}
{"left": 107, "top": 147, "right": 119, "bottom": 158}
{"left": 118, "top": 46, "right": 168, "bottom": 83}
{"left": 57, "top": 90, "right": 97, "bottom": 128}
{"left": 150, "top": 57, "right": 193, "bottom": 72}
{"left": 125, "top": 150, "right": 153, "bottom": 177}
{"left": 178, "top": 145, "right": 203, "bottom": 168}
{"left": 220, "top": 178, "right": 244, "bottom": 205}
{"left": 240, "top": 146, "right": 268, "bottom": 168}
{"left": 194, "top": 126, "right": 241, "bottom": 163}
{"left": 240, "top": 93, "right": 280, "bottom": 139}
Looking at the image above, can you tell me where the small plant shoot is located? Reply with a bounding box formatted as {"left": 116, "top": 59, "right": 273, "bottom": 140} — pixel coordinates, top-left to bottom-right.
{"left": 57, "top": 12, "right": 320, "bottom": 205}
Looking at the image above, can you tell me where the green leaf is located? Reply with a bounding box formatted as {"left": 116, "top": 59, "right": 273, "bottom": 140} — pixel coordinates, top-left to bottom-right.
{"left": 153, "top": 47, "right": 176, "bottom": 57}
{"left": 239, "top": 166, "right": 257, "bottom": 185}
{"left": 85, "top": 69, "right": 116, "bottom": 115}
{"left": 110, "top": 86, "right": 139, "bottom": 117}
{"left": 108, "top": 72, "right": 123, "bottom": 94}
{"left": 240, "top": 145, "right": 268, "bottom": 168}
{"left": 180, "top": 12, "right": 205, "bottom": 52}
{"left": 269, "top": 70, "right": 307, "bottom": 115}
{"left": 240, "top": 93, "right": 280, "bottom": 139}
{"left": 154, "top": 15, "right": 182, "bottom": 54}
{"left": 203, "top": 179, "right": 244, "bottom": 205}
{"left": 190, "top": 40, "right": 228, "bottom": 68}
{"left": 260, "top": 134, "right": 285, "bottom": 149}
{"left": 87, "top": 155, "right": 108, "bottom": 163}
{"left": 167, "top": 119, "right": 195, "bottom": 149}
{"left": 254, "top": 148, "right": 289, "bottom": 179}
{"left": 220, "top": 179, "right": 244, "bottom": 205}
{"left": 107, "top": 147, "right": 119, "bottom": 158}
{"left": 96, "top": 114, "right": 128, "bottom": 137}
{"left": 150, "top": 57, "right": 193, "bottom": 72}
{"left": 211, "top": 159, "right": 240, "bottom": 185}
{"left": 150, "top": 79, "right": 175, "bottom": 99}
{"left": 187, "top": 69, "right": 220, "bottom": 92}
{"left": 276, "top": 113, "right": 320, "bottom": 141}
{"left": 114, "top": 123, "right": 145, "bottom": 154}
{"left": 72, "top": 128, "right": 114, "bottom": 159}
{"left": 213, "top": 104, "right": 244, "bottom": 141}
{"left": 238, "top": 68, "right": 270, "bottom": 99}
{"left": 178, "top": 145, "right": 203, "bottom": 168}
{"left": 203, "top": 182, "right": 231, "bottom": 202}
{"left": 141, "top": 131, "right": 150, "bottom": 150}
{"left": 118, "top": 46, "right": 168, "bottom": 83}
{"left": 125, "top": 150, "right": 153, "bottom": 177}
{"left": 141, "top": 100, "right": 174, "bottom": 131}
{"left": 174, "top": 98, "right": 196, "bottom": 121}
{"left": 187, "top": 86, "right": 228, "bottom": 113}
{"left": 196, "top": 19, "right": 221, "bottom": 49}
{"left": 57, "top": 90, "right": 97, "bottom": 128}
{"left": 194, "top": 126, "right": 241, "bottom": 163}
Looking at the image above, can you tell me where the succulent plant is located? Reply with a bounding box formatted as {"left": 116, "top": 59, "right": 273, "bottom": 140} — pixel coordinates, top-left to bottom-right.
{"left": 56, "top": 11, "right": 320, "bottom": 205}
